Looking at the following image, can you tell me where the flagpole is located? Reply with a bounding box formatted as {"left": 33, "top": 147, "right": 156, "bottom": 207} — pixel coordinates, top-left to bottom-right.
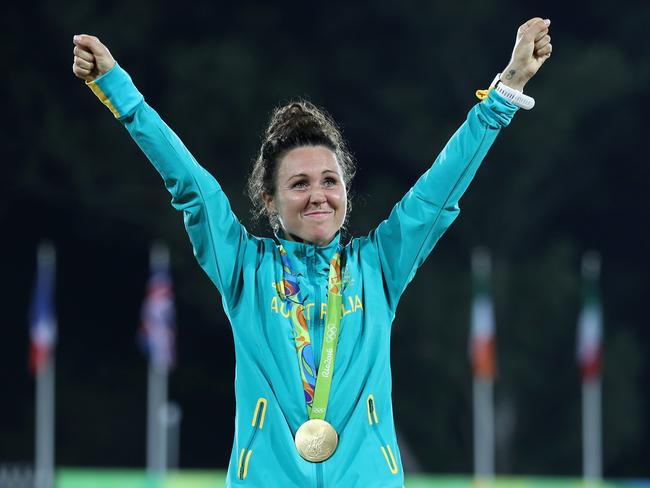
{"left": 582, "top": 378, "right": 601, "bottom": 482}
{"left": 35, "top": 356, "right": 55, "bottom": 488}
{"left": 158, "top": 372, "right": 168, "bottom": 472}
{"left": 147, "top": 362, "right": 165, "bottom": 476}
{"left": 165, "top": 402, "right": 182, "bottom": 471}
{"left": 579, "top": 252, "right": 602, "bottom": 483}
{"left": 471, "top": 247, "right": 495, "bottom": 481}
{"left": 473, "top": 376, "right": 494, "bottom": 480}
{"left": 145, "top": 242, "right": 172, "bottom": 480}
{"left": 33, "top": 242, "right": 56, "bottom": 488}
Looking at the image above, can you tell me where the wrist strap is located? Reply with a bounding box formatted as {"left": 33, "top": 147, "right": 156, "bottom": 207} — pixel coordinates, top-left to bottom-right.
{"left": 475, "top": 73, "right": 535, "bottom": 110}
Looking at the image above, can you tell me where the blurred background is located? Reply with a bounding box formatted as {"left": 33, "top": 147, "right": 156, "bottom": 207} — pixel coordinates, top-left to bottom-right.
{"left": 2, "top": 0, "right": 649, "bottom": 484}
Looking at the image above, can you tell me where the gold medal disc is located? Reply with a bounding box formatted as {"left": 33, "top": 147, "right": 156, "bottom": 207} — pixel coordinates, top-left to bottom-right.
{"left": 295, "top": 419, "right": 338, "bottom": 462}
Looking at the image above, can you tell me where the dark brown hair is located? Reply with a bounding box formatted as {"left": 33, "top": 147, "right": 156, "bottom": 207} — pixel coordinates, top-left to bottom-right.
{"left": 247, "top": 100, "right": 355, "bottom": 232}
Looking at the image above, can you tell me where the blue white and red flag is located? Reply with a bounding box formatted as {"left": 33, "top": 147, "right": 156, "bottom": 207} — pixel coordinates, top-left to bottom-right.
{"left": 577, "top": 304, "right": 602, "bottom": 381}
{"left": 29, "top": 243, "right": 57, "bottom": 375}
{"left": 577, "top": 253, "right": 603, "bottom": 382}
{"left": 139, "top": 245, "right": 176, "bottom": 372}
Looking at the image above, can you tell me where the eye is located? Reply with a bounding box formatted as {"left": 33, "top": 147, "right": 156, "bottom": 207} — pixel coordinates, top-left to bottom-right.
{"left": 323, "top": 177, "right": 338, "bottom": 187}
{"left": 291, "top": 180, "right": 308, "bottom": 189}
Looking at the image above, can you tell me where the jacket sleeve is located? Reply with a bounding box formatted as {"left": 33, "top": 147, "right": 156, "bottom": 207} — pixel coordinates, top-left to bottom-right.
{"left": 368, "top": 91, "right": 518, "bottom": 312}
{"left": 86, "top": 63, "right": 250, "bottom": 309}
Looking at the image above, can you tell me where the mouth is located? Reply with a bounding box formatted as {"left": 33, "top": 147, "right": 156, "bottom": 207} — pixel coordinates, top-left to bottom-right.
{"left": 303, "top": 211, "right": 333, "bottom": 221}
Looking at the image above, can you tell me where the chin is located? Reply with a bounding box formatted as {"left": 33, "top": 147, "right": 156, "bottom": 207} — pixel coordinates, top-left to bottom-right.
{"left": 305, "top": 227, "right": 336, "bottom": 245}
{"left": 285, "top": 220, "right": 341, "bottom": 245}
{"left": 316, "top": 232, "right": 338, "bottom": 245}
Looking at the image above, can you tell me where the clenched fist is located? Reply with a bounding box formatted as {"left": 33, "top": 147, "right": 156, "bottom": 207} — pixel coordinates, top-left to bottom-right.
{"left": 500, "top": 18, "right": 553, "bottom": 91}
{"left": 72, "top": 35, "right": 116, "bottom": 82}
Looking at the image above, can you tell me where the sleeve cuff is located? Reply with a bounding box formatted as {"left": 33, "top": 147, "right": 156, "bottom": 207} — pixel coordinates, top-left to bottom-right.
{"left": 476, "top": 89, "right": 519, "bottom": 129}
{"left": 86, "top": 63, "right": 144, "bottom": 119}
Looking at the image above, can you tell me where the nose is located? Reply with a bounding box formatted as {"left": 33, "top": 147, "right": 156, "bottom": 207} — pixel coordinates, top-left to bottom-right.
{"left": 309, "top": 189, "right": 326, "bottom": 206}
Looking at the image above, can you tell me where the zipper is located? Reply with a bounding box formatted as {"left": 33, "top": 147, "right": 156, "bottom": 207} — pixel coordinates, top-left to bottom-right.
{"left": 238, "top": 397, "right": 267, "bottom": 480}
{"left": 307, "top": 252, "right": 323, "bottom": 367}
{"left": 308, "top": 249, "right": 324, "bottom": 488}
{"left": 367, "top": 395, "right": 399, "bottom": 475}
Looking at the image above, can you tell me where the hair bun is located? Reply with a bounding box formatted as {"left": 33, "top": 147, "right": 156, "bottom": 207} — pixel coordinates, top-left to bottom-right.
{"left": 247, "top": 99, "right": 356, "bottom": 232}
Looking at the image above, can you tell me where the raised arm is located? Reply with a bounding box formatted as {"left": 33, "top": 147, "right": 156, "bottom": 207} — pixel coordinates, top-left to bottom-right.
{"left": 499, "top": 17, "right": 552, "bottom": 91}
{"left": 368, "top": 18, "right": 552, "bottom": 312}
{"left": 72, "top": 35, "right": 251, "bottom": 309}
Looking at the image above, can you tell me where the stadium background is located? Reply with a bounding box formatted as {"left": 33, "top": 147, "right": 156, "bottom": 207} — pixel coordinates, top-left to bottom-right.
{"left": 1, "top": 0, "right": 649, "bottom": 484}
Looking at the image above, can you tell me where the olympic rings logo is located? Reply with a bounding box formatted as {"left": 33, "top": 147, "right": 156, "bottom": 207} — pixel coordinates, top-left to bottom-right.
{"left": 326, "top": 324, "right": 338, "bottom": 343}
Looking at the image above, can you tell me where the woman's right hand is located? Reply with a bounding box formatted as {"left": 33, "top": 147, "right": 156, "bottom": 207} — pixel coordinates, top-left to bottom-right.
{"left": 499, "top": 18, "right": 552, "bottom": 92}
{"left": 72, "top": 34, "right": 116, "bottom": 82}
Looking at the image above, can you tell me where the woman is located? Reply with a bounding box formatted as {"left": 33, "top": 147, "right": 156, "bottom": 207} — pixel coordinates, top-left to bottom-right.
{"left": 72, "top": 17, "right": 551, "bottom": 487}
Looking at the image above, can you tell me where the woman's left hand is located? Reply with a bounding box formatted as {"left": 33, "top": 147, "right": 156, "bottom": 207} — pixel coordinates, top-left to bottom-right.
{"left": 500, "top": 17, "right": 552, "bottom": 91}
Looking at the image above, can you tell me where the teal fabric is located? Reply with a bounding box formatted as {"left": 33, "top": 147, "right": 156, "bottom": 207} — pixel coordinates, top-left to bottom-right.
{"left": 90, "top": 64, "right": 517, "bottom": 488}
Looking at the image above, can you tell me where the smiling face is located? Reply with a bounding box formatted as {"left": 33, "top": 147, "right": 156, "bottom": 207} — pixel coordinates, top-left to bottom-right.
{"left": 263, "top": 145, "right": 347, "bottom": 246}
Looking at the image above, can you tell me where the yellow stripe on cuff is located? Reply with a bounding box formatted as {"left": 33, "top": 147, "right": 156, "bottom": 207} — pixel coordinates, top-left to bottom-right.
{"left": 86, "top": 81, "right": 121, "bottom": 118}
{"left": 475, "top": 88, "right": 493, "bottom": 101}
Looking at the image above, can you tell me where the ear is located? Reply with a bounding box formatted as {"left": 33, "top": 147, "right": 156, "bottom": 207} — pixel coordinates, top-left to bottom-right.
{"left": 262, "top": 192, "right": 275, "bottom": 214}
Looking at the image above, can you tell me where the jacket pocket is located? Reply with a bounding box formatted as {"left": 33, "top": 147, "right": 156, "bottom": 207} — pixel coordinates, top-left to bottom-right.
{"left": 366, "top": 394, "right": 399, "bottom": 475}
{"left": 237, "top": 397, "right": 267, "bottom": 480}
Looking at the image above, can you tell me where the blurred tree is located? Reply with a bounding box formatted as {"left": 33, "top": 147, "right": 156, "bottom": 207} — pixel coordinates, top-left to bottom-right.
{"left": 1, "top": 0, "right": 649, "bottom": 477}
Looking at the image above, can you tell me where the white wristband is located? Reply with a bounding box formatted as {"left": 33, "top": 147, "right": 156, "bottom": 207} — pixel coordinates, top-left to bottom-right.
{"left": 490, "top": 73, "right": 535, "bottom": 110}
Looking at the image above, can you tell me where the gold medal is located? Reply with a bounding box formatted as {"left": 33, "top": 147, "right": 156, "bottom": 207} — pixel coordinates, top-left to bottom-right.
{"left": 295, "top": 419, "right": 338, "bottom": 462}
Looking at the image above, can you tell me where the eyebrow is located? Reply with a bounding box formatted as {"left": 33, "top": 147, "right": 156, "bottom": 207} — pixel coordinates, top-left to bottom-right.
{"left": 286, "top": 170, "right": 338, "bottom": 182}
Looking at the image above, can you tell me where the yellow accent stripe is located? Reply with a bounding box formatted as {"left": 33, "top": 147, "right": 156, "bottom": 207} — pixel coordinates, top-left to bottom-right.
{"left": 386, "top": 446, "right": 398, "bottom": 474}
{"left": 237, "top": 449, "right": 246, "bottom": 477}
{"left": 242, "top": 450, "right": 253, "bottom": 479}
{"left": 86, "top": 81, "right": 121, "bottom": 118}
{"left": 252, "top": 397, "right": 267, "bottom": 428}
{"left": 381, "top": 445, "right": 399, "bottom": 474}
{"left": 367, "top": 394, "right": 379, "bottom": 425}
{"left": 475, "top": 88, "right": 493, "bottom": 101}
{"left": 237, "top": 448, "right": 245, "bottom": 479}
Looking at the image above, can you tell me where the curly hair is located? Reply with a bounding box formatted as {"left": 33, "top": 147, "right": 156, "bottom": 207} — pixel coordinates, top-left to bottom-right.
{"left": 247, "top": 100, "right": 356, "bottom": 233}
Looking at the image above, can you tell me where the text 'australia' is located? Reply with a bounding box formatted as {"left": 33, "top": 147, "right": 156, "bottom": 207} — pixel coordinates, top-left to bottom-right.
{"left": 270, "top": 294, "right": 364, "bottom": 319}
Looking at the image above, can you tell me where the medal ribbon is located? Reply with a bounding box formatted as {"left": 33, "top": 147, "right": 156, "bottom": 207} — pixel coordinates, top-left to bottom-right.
{"left": 278, "top": 245, "right": 343, "bottom": 420}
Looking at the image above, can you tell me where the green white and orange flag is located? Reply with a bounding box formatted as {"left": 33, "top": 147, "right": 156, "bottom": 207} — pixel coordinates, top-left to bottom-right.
{"left": 469, "top": 248, "right": 496, "bottom": 380}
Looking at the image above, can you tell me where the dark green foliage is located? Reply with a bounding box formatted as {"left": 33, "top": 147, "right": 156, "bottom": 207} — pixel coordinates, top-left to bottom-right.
{"left": 1, "top": 0, "right": 649, "bottom": 476}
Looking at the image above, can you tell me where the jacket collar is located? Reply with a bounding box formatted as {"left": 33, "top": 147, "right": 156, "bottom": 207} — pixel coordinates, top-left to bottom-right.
{"left": 275, "top": 231, "right": 341, "bottom": 257}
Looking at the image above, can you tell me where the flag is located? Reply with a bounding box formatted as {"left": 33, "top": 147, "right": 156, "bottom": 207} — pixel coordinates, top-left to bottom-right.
{"left": 29, "top": 243, "right": 57, "bottom": 375}
{"left": 469, "top": 248, "right": 496, "bottom": 380}
{"left": 139, "top": 244, "right": 176, "bottom": 372}
{"left": 577, "top": 252, "right": 602, "bottom": 381}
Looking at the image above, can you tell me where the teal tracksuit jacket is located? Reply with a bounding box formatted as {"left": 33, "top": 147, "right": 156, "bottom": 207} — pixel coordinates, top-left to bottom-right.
{"left": 87, "top": 64, "right": 517, "bottom": 487}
